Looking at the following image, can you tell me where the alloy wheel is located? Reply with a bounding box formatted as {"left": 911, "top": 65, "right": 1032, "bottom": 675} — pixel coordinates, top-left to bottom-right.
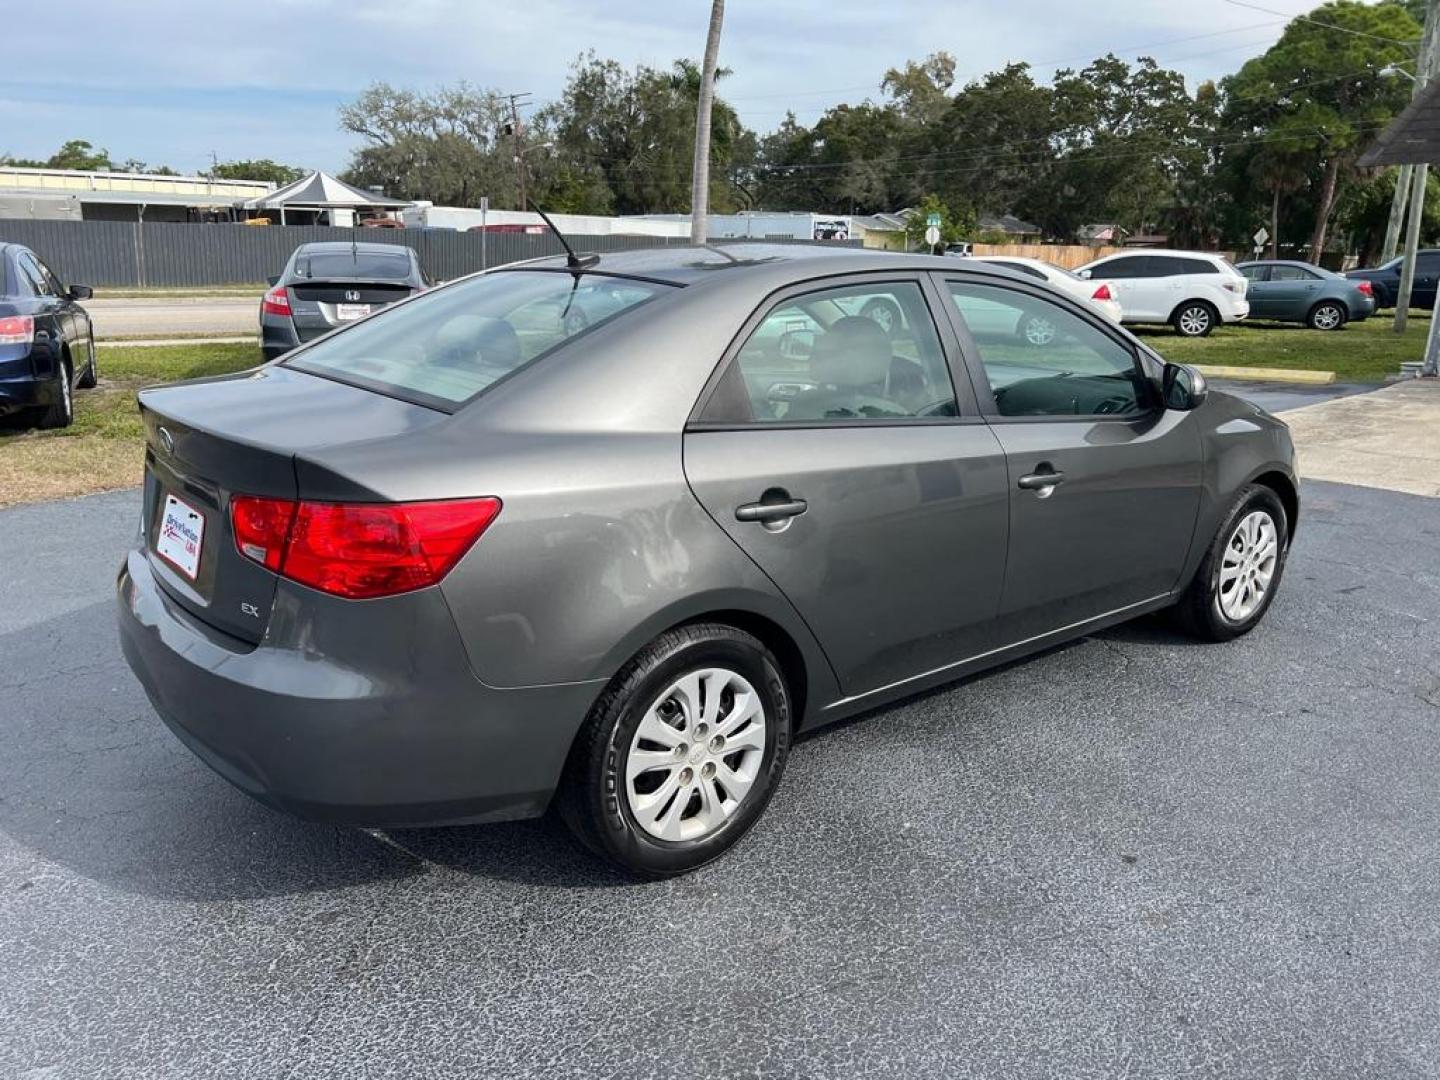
{"left": 625, "top": 667, "right": 768, "bottom": 842}
{"left": 1311, "top": 304, "right": 1343, "bottom": 331}
{"left": 1217, "top": 509, "right": 1279, "bottom": 622}
{"left": 1178, "top": 306, "right": 1212, "bottom": 336}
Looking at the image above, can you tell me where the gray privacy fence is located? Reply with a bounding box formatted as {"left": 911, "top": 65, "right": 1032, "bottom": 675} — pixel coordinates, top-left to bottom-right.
{"left": 0, "top": 220, "right": 859, "bottom": 288}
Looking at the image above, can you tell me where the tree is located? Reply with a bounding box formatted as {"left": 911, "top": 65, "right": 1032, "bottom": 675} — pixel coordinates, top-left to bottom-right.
{"left": 904, "top": 194, "right": 977, "bottom": 250}
{"left": 1222, "top": 1, "right": 1420, "bottom": 261}
{"left": 213, "top": 159, "right": 306, "bottom": 185}
{"left": 46, "top": 139, "right": 113, "bottom": 171}
{"left": 690, "top": 0, "right": 725, "bottom": 242}
{"left": 882, "top": 52, "right": 956, "bottom": 128}
{"left": 339, "top": 82, "right": 517, "bottom": 207}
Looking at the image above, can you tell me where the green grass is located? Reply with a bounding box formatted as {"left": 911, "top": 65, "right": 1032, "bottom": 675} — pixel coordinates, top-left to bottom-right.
{"left": 1135, "top": 314, "right": 1428, "bottom": 382}
{"left": 0, "top": 342, "right": 262, "bottom": 507}
{"left": 92, "top": 285, "right": 267, "bottom": 299}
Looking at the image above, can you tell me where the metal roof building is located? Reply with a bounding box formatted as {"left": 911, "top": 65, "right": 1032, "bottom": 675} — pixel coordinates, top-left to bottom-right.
{"left": 0, "top": 166, "right": 274, "bottom": 222}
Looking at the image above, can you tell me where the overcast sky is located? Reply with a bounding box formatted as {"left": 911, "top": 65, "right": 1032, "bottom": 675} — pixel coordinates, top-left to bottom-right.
{"left": 2, "top": 0, "right": 1302, "bottom": 176}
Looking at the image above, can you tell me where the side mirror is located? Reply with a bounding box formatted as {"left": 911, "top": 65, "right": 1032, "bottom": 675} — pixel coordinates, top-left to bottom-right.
{"left": 68, "top": 284, "right": 93, "bottom": 300}
{"left": 266, "top": 275, "right": 281, "bottom": 287}
{"left": 1162, "top": 362, "right": 1208, "bottom": 410}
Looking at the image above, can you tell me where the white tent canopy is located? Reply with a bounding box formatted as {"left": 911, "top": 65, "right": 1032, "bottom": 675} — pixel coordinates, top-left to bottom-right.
{"left": 241, "top": 171, "right": 409, "bottom": 223}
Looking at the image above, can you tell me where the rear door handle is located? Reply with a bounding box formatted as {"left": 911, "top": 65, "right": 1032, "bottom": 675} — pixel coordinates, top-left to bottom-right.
{"left": 736, "top": 498, "right": 808, "bottom": 522}
{"left": 1017, "top": 471, "right": 1065, "bottom": 492}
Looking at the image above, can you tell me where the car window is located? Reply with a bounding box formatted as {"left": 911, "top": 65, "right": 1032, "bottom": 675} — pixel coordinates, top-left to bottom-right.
{"left": 1145, "top": 256, "right": 1187, "bottom": 277}
{"left": 1089, "top": 256, "right": 1150, "bottom": 279}
{"left": 294, "top": 250, "right": 414, "bottom": 280}
{"left": 1417, "top": 252, "right": 1440, "bottom": 272}
{"left": 285, "top": 270, "right": 670, "bottom": 408}
{"left": 1240, "top": 265, "right": 1269, "bottom": 282}
{"left": 1270, "top": 265, "right": 1319, "bottom": 282}
{"left": 17, "top": 254, "right": 55, "bottom": 297}
{"left": 947, "top": 281, "right": 1150, "bottom": 418}
{"left": 1177, "top": 257, "right": 1220, "bottom": 275}
{"left": 702, "top": 280, "right": 957, "bottom": 424}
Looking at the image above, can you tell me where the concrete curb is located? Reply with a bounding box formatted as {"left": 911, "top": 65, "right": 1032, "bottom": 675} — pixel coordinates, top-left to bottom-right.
{"left": 97, "top": 336, "right": 257, "bottom": 348}
{"left": 1193, "top": 364, "right": 1336, "bottom": 385}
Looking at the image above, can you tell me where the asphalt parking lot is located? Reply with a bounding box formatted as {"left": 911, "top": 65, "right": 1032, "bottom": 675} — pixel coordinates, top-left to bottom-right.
{"left": 4, "top": 461, "right": 1439, "bottom": 1075}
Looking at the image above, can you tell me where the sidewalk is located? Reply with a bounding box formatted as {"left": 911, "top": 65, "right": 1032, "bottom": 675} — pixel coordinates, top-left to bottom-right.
{"left": 1283, "top": 379, "right": 1440, "bottom": 497}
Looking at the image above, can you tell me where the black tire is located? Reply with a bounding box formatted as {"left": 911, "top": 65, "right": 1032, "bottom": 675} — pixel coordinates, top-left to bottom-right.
{"left": 76, "top": 338, "right": 98, "bottom": 388}
{"left": 1172, "top": 300, "right": 1218, "bottom": 338}
{"left": 557, "top": 623, "right": 792, "bottom": 878}
{"left": 1307, "top": 300, "right": 1346, "bottom": 332}
{"left": 1174, "top": 484, "right": 1289, "bottom": 642}
{"left": 35, "top": 356, "right": 74, "bottom": 430}
{"left": 859, "top": 297, "right": 903, "bottom": 337}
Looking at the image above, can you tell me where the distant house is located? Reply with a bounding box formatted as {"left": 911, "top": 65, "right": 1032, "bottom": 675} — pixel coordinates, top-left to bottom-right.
{"left": 977, "top": 213, "right": 1042, "bottom": 242}
{"left": 1078, "top": 223, "right": 1125, "bottom": 246}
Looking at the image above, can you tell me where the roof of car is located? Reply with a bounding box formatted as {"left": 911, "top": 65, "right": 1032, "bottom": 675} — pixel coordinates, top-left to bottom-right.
{"left": 517, "top": 242, "right": 1003, "bottom": 286}
{"left": 1087, "top": 248, "right": 1229, "bottom": 261}
{"left": 1237, "top": 259, "right": 1324, "bottom": 267}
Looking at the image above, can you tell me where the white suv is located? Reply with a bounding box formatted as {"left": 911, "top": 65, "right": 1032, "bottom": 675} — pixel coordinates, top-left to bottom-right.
{"left": 1075, "top": 250, "right": 1249, "bottom": 337}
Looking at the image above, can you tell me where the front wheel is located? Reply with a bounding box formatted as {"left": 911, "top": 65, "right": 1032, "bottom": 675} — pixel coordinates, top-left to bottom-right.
{"left": 558, "top": 624, "right": 791, "bottom": 877}
{"left": 1174, "top": 484, "right": 1289, "bottom": 641}
{"left": 1307, "top": 300, "right": 1346, "bottom": 331}
{"left": 1172, "top": 301, "right": 1217, "bottom": 338}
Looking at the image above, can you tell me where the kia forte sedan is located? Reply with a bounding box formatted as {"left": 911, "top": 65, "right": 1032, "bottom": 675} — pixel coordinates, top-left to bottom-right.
{"left": 118, "top": 245, "right": 1297, "bottom": 877}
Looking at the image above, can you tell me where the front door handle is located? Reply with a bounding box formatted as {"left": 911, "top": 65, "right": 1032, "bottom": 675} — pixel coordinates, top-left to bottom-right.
{"left": 736, "top": 498, "right": 808, "bottom": 522}
{"left": 1018, "top": 470, "right": 1065, "bottom": 493}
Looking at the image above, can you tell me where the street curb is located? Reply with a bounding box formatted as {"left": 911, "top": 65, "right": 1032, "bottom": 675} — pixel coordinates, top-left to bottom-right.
{"left": 97, "top": 336, "right": 257, "bottom": 348}
{"left": 1193, "top": 364, "right": 1336, "bottom": 385}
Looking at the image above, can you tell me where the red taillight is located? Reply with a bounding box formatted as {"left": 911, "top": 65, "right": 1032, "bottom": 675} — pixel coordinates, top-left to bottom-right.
{"left": 0, "top": 314, "right": 35, "bottom": 345}
{"left": 261, "top": 285, "right": 292, "bottom": 317}
{"left": 1357, "top": 279, "right": 1374, "bottom": 297}
{"left": 230, "top": 496, "right": 501, "bottom": 599}
{"left": 1091, "top": 283, "right": 1114, "bottom": 302}
{"left": 230, "top": 495, "right": 296, "bottom": 572}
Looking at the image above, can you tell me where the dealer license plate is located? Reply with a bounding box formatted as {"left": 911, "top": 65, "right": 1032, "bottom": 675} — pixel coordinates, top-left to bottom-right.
{"left": 336, "top": 303, "right": 371, "bottom": 321}
{"left": 155, "top": 493, "right": 205, "bottom": 580}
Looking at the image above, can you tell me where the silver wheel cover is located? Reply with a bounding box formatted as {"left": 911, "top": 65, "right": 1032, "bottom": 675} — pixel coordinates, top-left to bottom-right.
{"left": 1217, "top": 509, "right": 1279, "bottom": 623}
{"left": 1179, "top": 307, "right": 1210, "bottom": 335}
{"left": 1313, "top": 305, "right": 1342, "bottom": 330}
{"left": 625, "top": 667, "right": 767, "bottom": 842}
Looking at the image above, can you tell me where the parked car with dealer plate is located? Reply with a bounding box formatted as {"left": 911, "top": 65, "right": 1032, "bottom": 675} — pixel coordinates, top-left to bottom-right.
{"left": 1075, "top": 249, "right": 1249, "bottom": 337}
{"left": 119, "top": 245, "right": 1297, "bottom": 877}
{"left": 259, "top": 242, "right": 428, "bottom": 360}
{"left": 1238, "top": 259, "right": 1375, "bottom": 329}
{"left": 0, "top": 242, "right": 95, "bottom": 429}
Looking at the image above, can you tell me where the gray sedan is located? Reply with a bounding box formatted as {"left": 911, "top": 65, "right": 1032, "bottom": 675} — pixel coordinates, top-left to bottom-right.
{"left": 118, "top": 246, "right": 1297, "bottom": 877}
{"left": 1238, "top": 259, "right": 1376, "bottom": 330}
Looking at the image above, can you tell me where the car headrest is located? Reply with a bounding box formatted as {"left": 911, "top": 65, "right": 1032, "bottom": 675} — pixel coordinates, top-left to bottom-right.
{"left": 433, "top": 315, "right": 521, "bottom": 370}
{"left": 810, "top": 316, "right": 891, "bottom": 388}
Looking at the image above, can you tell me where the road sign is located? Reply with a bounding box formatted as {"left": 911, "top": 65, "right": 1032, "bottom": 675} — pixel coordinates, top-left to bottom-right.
{"left": 924, "top": 225, "right": 941, "bottom": 247}
{"left": 926, "top": 212, "right": 942, "bottom": 229}
{"left": 1253, "top": 226, "right": 1269, "bottom": 248}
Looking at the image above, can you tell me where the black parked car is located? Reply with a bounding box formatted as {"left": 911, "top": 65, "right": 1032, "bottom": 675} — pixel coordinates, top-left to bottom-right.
{"left": 260, "top": 242, "right": 428, "bottom": 360}
{"left": 1344, "top": 248, "right": 1440, "bottom": 309}
{"left": 0, "top": 243, "right": 95, "bottom": 429}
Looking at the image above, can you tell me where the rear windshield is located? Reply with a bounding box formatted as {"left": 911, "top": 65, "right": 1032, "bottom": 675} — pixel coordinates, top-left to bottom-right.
{"left": 295, "top": 250, "right": 413, "bottom": 280}
{"left": 284, "top": 270, "right": 671, "bottom": 408}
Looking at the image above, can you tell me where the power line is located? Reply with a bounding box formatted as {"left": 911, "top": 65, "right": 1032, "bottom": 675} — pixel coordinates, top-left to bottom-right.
{"left": 1221, "top": 0, "right": 1422, "bottom": 46}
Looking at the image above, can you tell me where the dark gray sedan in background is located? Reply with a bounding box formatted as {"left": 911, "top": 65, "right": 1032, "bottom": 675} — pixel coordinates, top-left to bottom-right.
{"left": 1238, "top": 259, "right": 1376, "bottom": 330}
{"left": 119, "top": 245, "right": 1297, "bottom": 876}
{"left": 260, "top": 241, "right": 428, "bottom": 360}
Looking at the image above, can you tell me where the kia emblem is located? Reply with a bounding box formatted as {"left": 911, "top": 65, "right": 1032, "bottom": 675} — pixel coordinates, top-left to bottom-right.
{"left": 158, "top": 426, "right": 175, "bottom": 455}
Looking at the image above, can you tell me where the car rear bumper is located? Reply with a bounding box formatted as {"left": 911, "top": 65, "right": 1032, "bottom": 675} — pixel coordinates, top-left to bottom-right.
{"left": 117, "top": 548, "right": 603, "bottom": 827}
{"left": 1222, "top": 299, "right": 1250, "bottom": 322}
{"left": 0, "top": 371, "right": 59, "bottom": 414}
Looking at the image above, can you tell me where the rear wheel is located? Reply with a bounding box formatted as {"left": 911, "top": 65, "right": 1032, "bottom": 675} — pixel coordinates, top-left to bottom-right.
{"left": 35, "top": 356, "right": 74, "bottom": 430}
{"left": 1175, "top": 484, "right": 1289, "bottom": 641}
{"left": 1172, "top": 301, "right": 1217, "bottom": 338}
{"left": 1307, "top": 300, "right": 1346, "bottom": 331}
{"left": 76, "top": 338, "right": 98, "bottom": 388}
{"left": 558, "top": 623, "right": 791, "bottom": 877}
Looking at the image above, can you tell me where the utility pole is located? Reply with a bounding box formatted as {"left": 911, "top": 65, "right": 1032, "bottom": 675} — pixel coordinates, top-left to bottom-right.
{"left": 506, "top": 92, "right": 532, "bottom": 212}
{"left": 1393, "top": 0, "right": 1440, "bottom": 333}
{"left": 689, "top": 0, "right": 725, "bottom": 245}
{"left": 1381, "top": 164, "right": 1413, "bottom": 262}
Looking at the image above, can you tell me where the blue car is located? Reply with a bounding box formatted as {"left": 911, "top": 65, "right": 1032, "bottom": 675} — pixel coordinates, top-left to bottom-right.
{"left": 1239, "top": 260, "right": 1375, "bottom": 330}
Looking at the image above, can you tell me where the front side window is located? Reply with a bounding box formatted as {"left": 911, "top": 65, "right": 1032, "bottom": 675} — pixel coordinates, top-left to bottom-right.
{"left": 286, "top": 270, "right": 670, "bottom": 408}
{"left": 947, "top": 281, "right": 1150, "bottom": 418}
{"left": 703, "top": 280, "right": 957, "bottom": 424}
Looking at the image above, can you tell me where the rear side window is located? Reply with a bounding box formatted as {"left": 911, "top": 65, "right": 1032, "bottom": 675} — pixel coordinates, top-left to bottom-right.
{"left": 1270, "top": 265, "right": 1319, "bottom": 282}
{"left": 295, "top": 250, "right": 414, "bottom": 280}
{"left": 1177, "top": 258, "right": 1220, "bottom": 275}
{"left": 990, "top": 260, "right": 1046, "bottom": 280}
{"left": 17, "top": 254, "right": 55, "bottom": 296}
{"left": 1240, "top": 265, "right": 1269, "bottom": 282}
{"left": 286, "top": 270, "right": 670, "bottom": 408}
{"left": 1091, "top": 256, "right": 1150, "bottom": 279}
{"left": 702, "top": 280, "right": 957, "bottom": 424}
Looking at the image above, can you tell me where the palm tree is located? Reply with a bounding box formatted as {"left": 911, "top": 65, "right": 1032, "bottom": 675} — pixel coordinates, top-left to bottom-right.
{"left": 690, "top": 0, "right": 725, "bottom": 244}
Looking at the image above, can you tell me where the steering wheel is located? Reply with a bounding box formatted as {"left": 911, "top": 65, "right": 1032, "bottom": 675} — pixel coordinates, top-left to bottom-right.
{"left": 1093, "top": 395, "right": 1135, "bottom": 415}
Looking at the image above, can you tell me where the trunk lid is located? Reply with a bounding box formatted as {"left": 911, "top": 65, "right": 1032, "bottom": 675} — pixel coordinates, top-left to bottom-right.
{"left": 138, "top": 365, "right": 444, "bottom": 644}
{"left": 287, "top": 280, "right": 417, "bottom": 342}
